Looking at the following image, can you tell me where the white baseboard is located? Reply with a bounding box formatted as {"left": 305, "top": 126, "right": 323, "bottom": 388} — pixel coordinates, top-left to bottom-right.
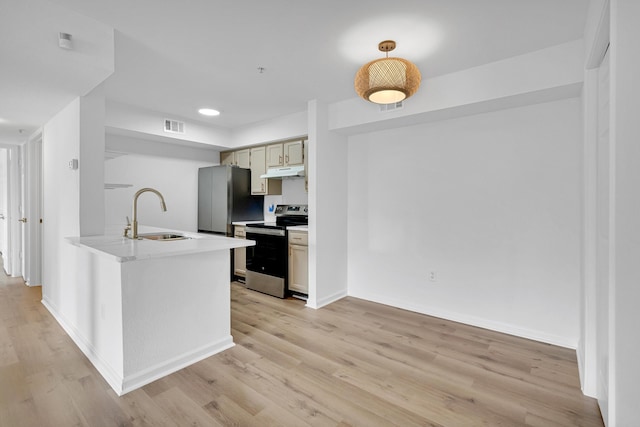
{"left": 349, "top": 290, "right": 577, "bottom": 349}
{"left": 120, "top": 337, "right": 234, "bottom": 395}
{"left": 307, "top": 289, "right": 348, "bottom": 309}
{"left": 41, "top": 296, "right": 124, "bottom": 393}
{"left": 42, "top": 296, "right": 235, "bottom": 396}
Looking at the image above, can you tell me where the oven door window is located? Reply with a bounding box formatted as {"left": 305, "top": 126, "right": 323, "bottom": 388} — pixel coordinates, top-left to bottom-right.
{"left": 246, "top": 232, "right": 287, "bottom": 278}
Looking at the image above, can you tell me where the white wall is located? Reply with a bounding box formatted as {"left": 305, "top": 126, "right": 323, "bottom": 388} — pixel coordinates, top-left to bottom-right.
{"left": 79, "top": 88, "right": 106, "bottom": 236}
{"left": 610, "top": 0, "right": 640, "bottom": 424}
{"left": 42, "top": 88, "right": 106, "bottom": 331}
{"left": 106, "top": 101, "right": 231, "bottom": 149}
{"left": 42, "top": 98, "right": 81, "bottom": 311}
{"left": 231, "top": 110, "right": 307, "bottom": 149}
{"left": 330, "top": 40, "right": 584, "bottom": 135}
{"left": 104, "top": 154, "right": 217, "bottom": 232}
{"left": 347, "top": 98, "right": 582, "bottom": 347}
{"left": 307, "top": 100, "right": 349, "bottom": 308}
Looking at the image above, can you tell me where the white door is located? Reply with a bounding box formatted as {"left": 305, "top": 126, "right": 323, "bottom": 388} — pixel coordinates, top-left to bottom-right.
{"left": 23, "top": 135, "right": 42, "bottom": 286}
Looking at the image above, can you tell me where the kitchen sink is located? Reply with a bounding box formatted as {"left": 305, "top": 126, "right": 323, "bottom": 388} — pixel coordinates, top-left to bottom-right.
{"left": 138, "top": 233, "right": 191, "bottom": 241}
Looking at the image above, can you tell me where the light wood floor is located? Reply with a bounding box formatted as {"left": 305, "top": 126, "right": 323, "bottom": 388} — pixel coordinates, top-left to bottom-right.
{"left": 0, "top": 269, "right": 603, "bottom": 426}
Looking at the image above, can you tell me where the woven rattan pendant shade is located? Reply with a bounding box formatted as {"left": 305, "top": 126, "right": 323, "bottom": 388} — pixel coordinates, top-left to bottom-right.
{"left": 354, "top": 40, "right": 421, "bottom": 104}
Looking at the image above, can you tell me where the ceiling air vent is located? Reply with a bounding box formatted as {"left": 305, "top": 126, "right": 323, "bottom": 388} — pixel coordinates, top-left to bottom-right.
{"left": 379, "top": 101, "right": 404, "bottom": 112}
{"left": 164, "top": 119, "right": 185, "bottom": 134}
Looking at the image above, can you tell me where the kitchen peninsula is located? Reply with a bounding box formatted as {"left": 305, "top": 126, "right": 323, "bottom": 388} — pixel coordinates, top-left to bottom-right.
{"left": 44, "top": 227, "right": 254, "bottom": 396}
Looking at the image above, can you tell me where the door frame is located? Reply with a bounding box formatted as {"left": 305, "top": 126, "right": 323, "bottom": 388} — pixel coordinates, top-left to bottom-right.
{"left": 22, "top": 133, "right": 43, "bottom": 286}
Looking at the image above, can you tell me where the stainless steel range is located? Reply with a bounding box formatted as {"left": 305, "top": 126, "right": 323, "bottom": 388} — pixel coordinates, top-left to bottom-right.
{"left": 245, "top": 204, "right": 308, "bottom": 298}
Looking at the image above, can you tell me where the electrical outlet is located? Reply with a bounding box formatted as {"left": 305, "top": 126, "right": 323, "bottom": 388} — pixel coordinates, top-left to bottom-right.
{"left": 429, "top": 271, "right": 437, "bottom": 282}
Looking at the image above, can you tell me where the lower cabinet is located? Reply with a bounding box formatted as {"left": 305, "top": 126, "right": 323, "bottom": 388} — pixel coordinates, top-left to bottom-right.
{"left": 288, "top": 230, "right": 308, "bottom": 294}
{"left": 234, "top": 226, "right": 246, "bottom": 279}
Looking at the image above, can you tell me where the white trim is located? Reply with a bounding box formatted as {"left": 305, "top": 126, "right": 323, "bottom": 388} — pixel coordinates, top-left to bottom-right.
{"left": 580, "top": 68, "right": 599, "bottom": 398}
{"left": 120, "top": 338, "right": 234, "bottom": 396}
{"left": 580, "top": 0, "right": 610, "bottom": 402}
{"left": 42, "top": 295, "right": 234, "bottom": 396}
{"left": 41, "top": 296, "right": 124, "bottom": 393}
{"left": 24, "top": 132, "right": 42, "bottom": 286}
{"left": 306, "top": 289, "right": 348, "bottom": 309}
{"left": 350, "top": 290, "right": 577, "bottom": 349}
{"left": 586, "top": 0, "right": 611, "bottom": 70}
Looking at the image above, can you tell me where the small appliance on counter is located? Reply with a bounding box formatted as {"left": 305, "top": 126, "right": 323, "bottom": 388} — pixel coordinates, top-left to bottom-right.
{"left": 245, "top": 204, "right": 308, "bottom": 298}
{"left": 197, "top": 165, "right": 264, "bottom": 236}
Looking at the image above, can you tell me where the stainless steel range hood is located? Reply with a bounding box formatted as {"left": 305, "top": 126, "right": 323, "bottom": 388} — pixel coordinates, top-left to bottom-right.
{"left": 260, "top": 165, "right": 305, "bottom": 179}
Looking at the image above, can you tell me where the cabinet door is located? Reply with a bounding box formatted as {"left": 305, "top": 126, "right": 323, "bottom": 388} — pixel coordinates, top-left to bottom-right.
{"left": 220, "top": 151, "right": 234, "bottom": 166}
{"left": 233, "top": 226, "right": 246, "bottom": 277}
{"left": 250, "top": 146, "right": 267, "bottom": 194}
{"left": 288, "top": 244, "right": 308, "bottom": 293}
{"left": 235, "top": 149, "right": 250, "bottom": 169}
{"left": 266, "top": 143, "right": 283, "bottom": 168}
{"left": 284, "top": 140, "right": 304, "bottom": 166}
{"left": 250, "top": 146, "right": 281, "bottom": 195}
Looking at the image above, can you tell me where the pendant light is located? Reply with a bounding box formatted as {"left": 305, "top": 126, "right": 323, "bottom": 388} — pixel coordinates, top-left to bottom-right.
{"left": 354, "top": 40, "right": 421, "bottom": 104}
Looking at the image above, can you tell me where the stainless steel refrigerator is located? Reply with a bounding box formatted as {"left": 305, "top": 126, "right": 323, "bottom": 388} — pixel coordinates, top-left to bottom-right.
{"left": 198, "top": 165, "right": 264, "bottom": 236}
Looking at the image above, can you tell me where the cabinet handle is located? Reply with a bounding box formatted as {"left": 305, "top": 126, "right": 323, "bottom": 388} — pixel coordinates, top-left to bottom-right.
{"left": 285, "top": 155, "right": 289, "bottom": 163}
{"left": 261, "top": 182, "right": 264, "bottom": 192}
{"left": 279, "top": 155, "right": 283, "bottom": 163}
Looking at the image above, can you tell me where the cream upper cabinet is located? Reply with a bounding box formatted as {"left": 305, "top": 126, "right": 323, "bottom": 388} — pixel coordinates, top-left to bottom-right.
{"left": 250, "top": 146, "right": 266, "bottom": 194}
{"left": 220, "top": 149, "right": 250, "bottom": 168}
{"left": 288, "top": 230, "right": 308, "bottom": 294}
{"left": 220, "top": 151, "right": 234, "bottom": 166}
{"left": 266, "top": 144, "right": 284, "bottom": 168}
{"left": 250, "top": 146, "right": 282, "bottom": 195}
{"left": 284, "top": 140, "right": 304, "bottom": 166}
{"left": 235, "top": 149, "right": 250, "bottom": 169}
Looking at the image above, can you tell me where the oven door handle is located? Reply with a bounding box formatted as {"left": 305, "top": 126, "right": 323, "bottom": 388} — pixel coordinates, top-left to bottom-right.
{"left": 245, "top": 227, "right": 286, "bottom": 237}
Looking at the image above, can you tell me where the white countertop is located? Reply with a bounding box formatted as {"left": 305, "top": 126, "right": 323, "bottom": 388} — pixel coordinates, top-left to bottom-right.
{"left": 67, "top": 225, "right": 255, "bottom": 263}
{"left": 232, "top": 220, "right": 265, "bottom": 226}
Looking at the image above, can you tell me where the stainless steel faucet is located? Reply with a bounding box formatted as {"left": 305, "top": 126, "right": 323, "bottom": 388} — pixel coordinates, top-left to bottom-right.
{"left": 129, "top": 188, "right": 167, "bottom": 239}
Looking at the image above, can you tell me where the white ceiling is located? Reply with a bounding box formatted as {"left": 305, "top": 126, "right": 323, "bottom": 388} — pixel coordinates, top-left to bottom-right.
{"left": 0, "top": 0, "right": 588, "bottom": 144}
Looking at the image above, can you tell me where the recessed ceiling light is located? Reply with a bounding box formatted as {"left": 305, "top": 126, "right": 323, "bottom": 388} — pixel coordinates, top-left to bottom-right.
{"left": 198, "top": 108, "right": 220, "bottom": 116}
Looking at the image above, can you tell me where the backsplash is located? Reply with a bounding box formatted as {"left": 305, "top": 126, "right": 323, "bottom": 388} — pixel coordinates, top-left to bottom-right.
{"left": 263, "top": 178, "right": 307, "bottom": 222}
{"left": 264, "top": 195, "right": 283, "bottom": 222}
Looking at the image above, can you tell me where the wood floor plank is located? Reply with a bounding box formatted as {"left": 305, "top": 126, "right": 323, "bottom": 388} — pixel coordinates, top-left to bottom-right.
{"left": 0, "top": 323, "right": 18, "bottom": 367}
{"left": 152, "top": 387, "right": 224, "bottom": 427}
{"left": 0, "top": 266, "right": 603, "bottom": 427}
{"left": 108, "top": 387, "right": 178, "bottom": 427}
{"left": 27, "top": 369, "right": 88, "bottom": 427}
